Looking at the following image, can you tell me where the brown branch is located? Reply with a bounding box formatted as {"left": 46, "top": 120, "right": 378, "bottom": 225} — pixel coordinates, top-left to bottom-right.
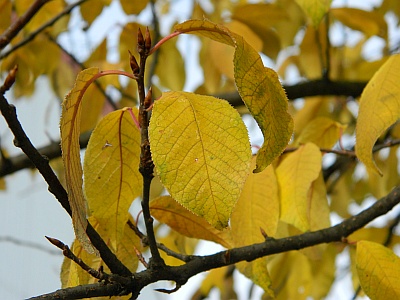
{"left": 0, "top": 0, "right": 88, "bottom": 60}
{"left": 0, "top": 78, "right": 131, "bottom": 276}
{"left": 31, "top": 185, "right": 400, "bottom": 299}
{"left": 1, "top": 79, "right": 369, "bottom": 178}
{"left": 136, "top": 27, "right": 165, "bottom": 268}
{"left": 217, "top": 79, "right": 367, "bottom": 106}
{"left": 0, "top": 0, "right": 50, "bottom": 51}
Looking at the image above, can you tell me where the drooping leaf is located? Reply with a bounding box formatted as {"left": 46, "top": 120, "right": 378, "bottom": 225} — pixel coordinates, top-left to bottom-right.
{"left": 150, "top": 196, "right": 233, "bottom": 248}
{"left": 60, "top": 67, "right": 101, "bottom": 254}
{"left": 355, "top": 54, "right": 400, "bottom": 175}
{"left": 231, "top": 157, "right": 279, "bottom": 246}
{"left": 196, "top": 266, "right": 237, "bottom": 299}
{"left": 149, "top": 91, "right": 251, "bottom": 229}
{"left": 155, "top": 38, "right": 186, "bottom": 91}
{"left": 174, "top": 19, "right": 293, "bottom": 173}
{"left": 308, "top": 173, "right": 330, "bottom": 231}
{"left": 84, "top": 108, "right": 142, "bottom": 250}
{"left": 296, "top": 0, "right": 331, "bottom": 27}
{"left": 276, "top": 143, "right": 321, "bottom": 231}
{"left": 236, "top": 258, "right": 274, "bottom": 298}
{"left": 331, "top": 7, "right": 387, "bottom": 38}
{"left": 356, "top": 241, "right": 400, "bottom": 299}
{"left": 296, "top": 116, "right": 346, "bottom": 148}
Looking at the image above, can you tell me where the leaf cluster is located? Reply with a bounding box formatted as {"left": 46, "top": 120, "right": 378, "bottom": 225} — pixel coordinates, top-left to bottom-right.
{"left": 1, "top": 1, "right": 400, "bottom": 299}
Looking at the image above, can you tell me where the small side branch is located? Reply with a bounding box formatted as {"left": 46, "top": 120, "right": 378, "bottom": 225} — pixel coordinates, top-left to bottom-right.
{"left": 0, "top": 0, "right": 89, "bottom": 59}
{"left": 0, "top": 0, "right": 50, "bottom": 51}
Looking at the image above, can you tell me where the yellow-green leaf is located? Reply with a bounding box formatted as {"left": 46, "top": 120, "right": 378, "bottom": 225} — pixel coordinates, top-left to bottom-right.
{"left": 296, "top": 116, "right": 346, "bottom": 149}
{"left": 174, "top": 19, "right": 293, "bottom": 173}
{"left": 276, "top": 143, "right": 321, "bottom": 231}
{"left": 231, "top": 157, "right": 279, "bottom": 246}
{"left": 61, "top": 67, "right": 101, "bottom": 254}
{"left": 149, "top": 91, "right": 251, "bottom": 230}
{"left": 296, "top": 0, "right": 331, "bottom": 27}
{"left": 150, "top": 196, "right": 233, "bottom": 248}
{"left": 236, "top": 258, "right": 274, "bottom": 298}
{"left": 84, "top": 108, "right": 142, "bottom": 250}
{"left": 356, "top": 241, "right": 400, "bottom": 300}
{"left": 355, "top": 54, "right": 400, "bottom": 175}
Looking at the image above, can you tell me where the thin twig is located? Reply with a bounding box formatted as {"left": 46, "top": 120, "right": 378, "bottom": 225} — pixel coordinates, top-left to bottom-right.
{"left": 0, "top": 236, "right": 60, "bottom": 255}
{"left": 45, "top": 33, "right": 118, "bottom": 110}
{"left": 136, "top": 28, "right": 165, "bottom": 268}
{"left": 0, "top": 0, "right": 88, "bottom": 60}
{"left": 0, "top": 0, "right": 50, "bottom": 51}
{"left": 0, "top": 74, "right": 131, "bottom": 276}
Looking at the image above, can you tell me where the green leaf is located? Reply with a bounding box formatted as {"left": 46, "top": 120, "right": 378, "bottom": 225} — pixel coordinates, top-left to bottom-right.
{"left": 356, "top": 54, "right": 400, "bottom": 175}
{"left": 149, "top": 91, "right": 252, "bottom": 230}
{"left": 84, "top": 108, "right": 142, "bottom": 250}
{"left": 356, "top": 241, "right": 400, "bottom": 299}
{"left": 174, "top": 19, "right": 293, "bottom": 173}
{"left": 296, "top": 0, "right": 332, "bottom": 27}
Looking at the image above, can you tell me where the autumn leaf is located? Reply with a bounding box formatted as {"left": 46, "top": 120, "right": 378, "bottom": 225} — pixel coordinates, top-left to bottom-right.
{"left": 296, "top": 116, "right": 346, "bottom": 148}
{"left": 60, "top": 67, "right": 101, "bottom": 254}
{"left": 84, "top": 108, "right": 142, "bottom": 250}
{"left": 173, "top": 19, "right": 293, "bottom": 173}
{"left": 356, "top": 54, "right": 400, "bottom": 175}
{"left": 296, "top": 0, "right": 331, "bottom": 27}
{"left": 236, "top": 258, "right": 274, "bottom": 298}
{"left": 231, "top": 157, "right": 279, "bottom": 246}
{"left": 331, "top": 7, "right": 387, "bottom": 38}
{"left": 356, "top": 241, "right": 400, "bottom": 299}
{"left": 149, "top": 91, "right": 251, "bottom": 230}
{"left": 276, "top": 143, "right": 321, "bottom": 231}
{"left": 150, "top": 196, "right": 233, "bottom": 248}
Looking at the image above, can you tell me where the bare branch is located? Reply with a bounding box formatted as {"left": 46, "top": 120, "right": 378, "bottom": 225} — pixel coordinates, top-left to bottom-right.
{"left": 0, "top": 0, "right": 88, "bottom": 59}
{"left": 0, "top": 81, "right": 130, "bottom": 276}
{"left": 0, "top": 0, "right": 50, "bottom": 51}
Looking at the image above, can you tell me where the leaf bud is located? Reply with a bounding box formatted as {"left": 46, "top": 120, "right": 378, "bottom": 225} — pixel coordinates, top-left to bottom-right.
{"left": 145, "top": 27, "right": 151, "bottom": 53}
{"left": 129, "top": 50, "right": 140, "bottom": 76}
{"left": 137, "top": 27, "right": 145, "bottom": 54}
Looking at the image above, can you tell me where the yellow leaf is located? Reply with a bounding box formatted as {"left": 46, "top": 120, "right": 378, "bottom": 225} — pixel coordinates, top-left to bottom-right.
{"left": 231, "top": 157, "right": 279, "bottom": 246}
{"left": 269, "top": 251, "right": 312, "bottom": 300}
{"left": 84, "top": 108, "right": 142, "bottom": 250}
{"left": 61, "top": 67, "right": 101, "bottom": 254}
{"left": 276, "top": 143, "right": 321, "bottom": 231}
{"left": 120, "top": 0, "right": 149, "bottom": 15}
{"left": 310, "top": 244, "right": 337, "bottom": 299}
{"left": 80, "top": 0, "right": 109, "bottom": 27}
{"left": 309, "top": 173, "right": 330, "bottom": 231}
{"left": 174, "top": 19, "right": 293, "bottom": 173}
{"left": 356, "top": 241, "right": 400, "bottom": 300}
{"left": 355, "top": 54, "right": 400, "bottom": 175}
{"left": 155, "top": 38, "right": 186, "bottom": 91}
{"left": 149, "top": 91, "right": 251, "bottom": 229}
{"left": 296, "top": 116, "right": 346, "bottom": 148}
{"left": 150, "top": 196, "right": 233, "bottom": 248}
{"left": 236, "top": 258, "right": 275, "bottom": 298}
{"left": 198, "top": 266, "right": 236, "bottom": 298}
{"left": 295, "top": 0, "right": 331, "bottom": 27}
{"left": 349, "top": 228, "right": 400, "bottom": 247}
{"left": 0, "top": 0, "right": 12, "bottom": 33}
{"left": 331, "top": 8, "right": 387, "bottom": 38}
